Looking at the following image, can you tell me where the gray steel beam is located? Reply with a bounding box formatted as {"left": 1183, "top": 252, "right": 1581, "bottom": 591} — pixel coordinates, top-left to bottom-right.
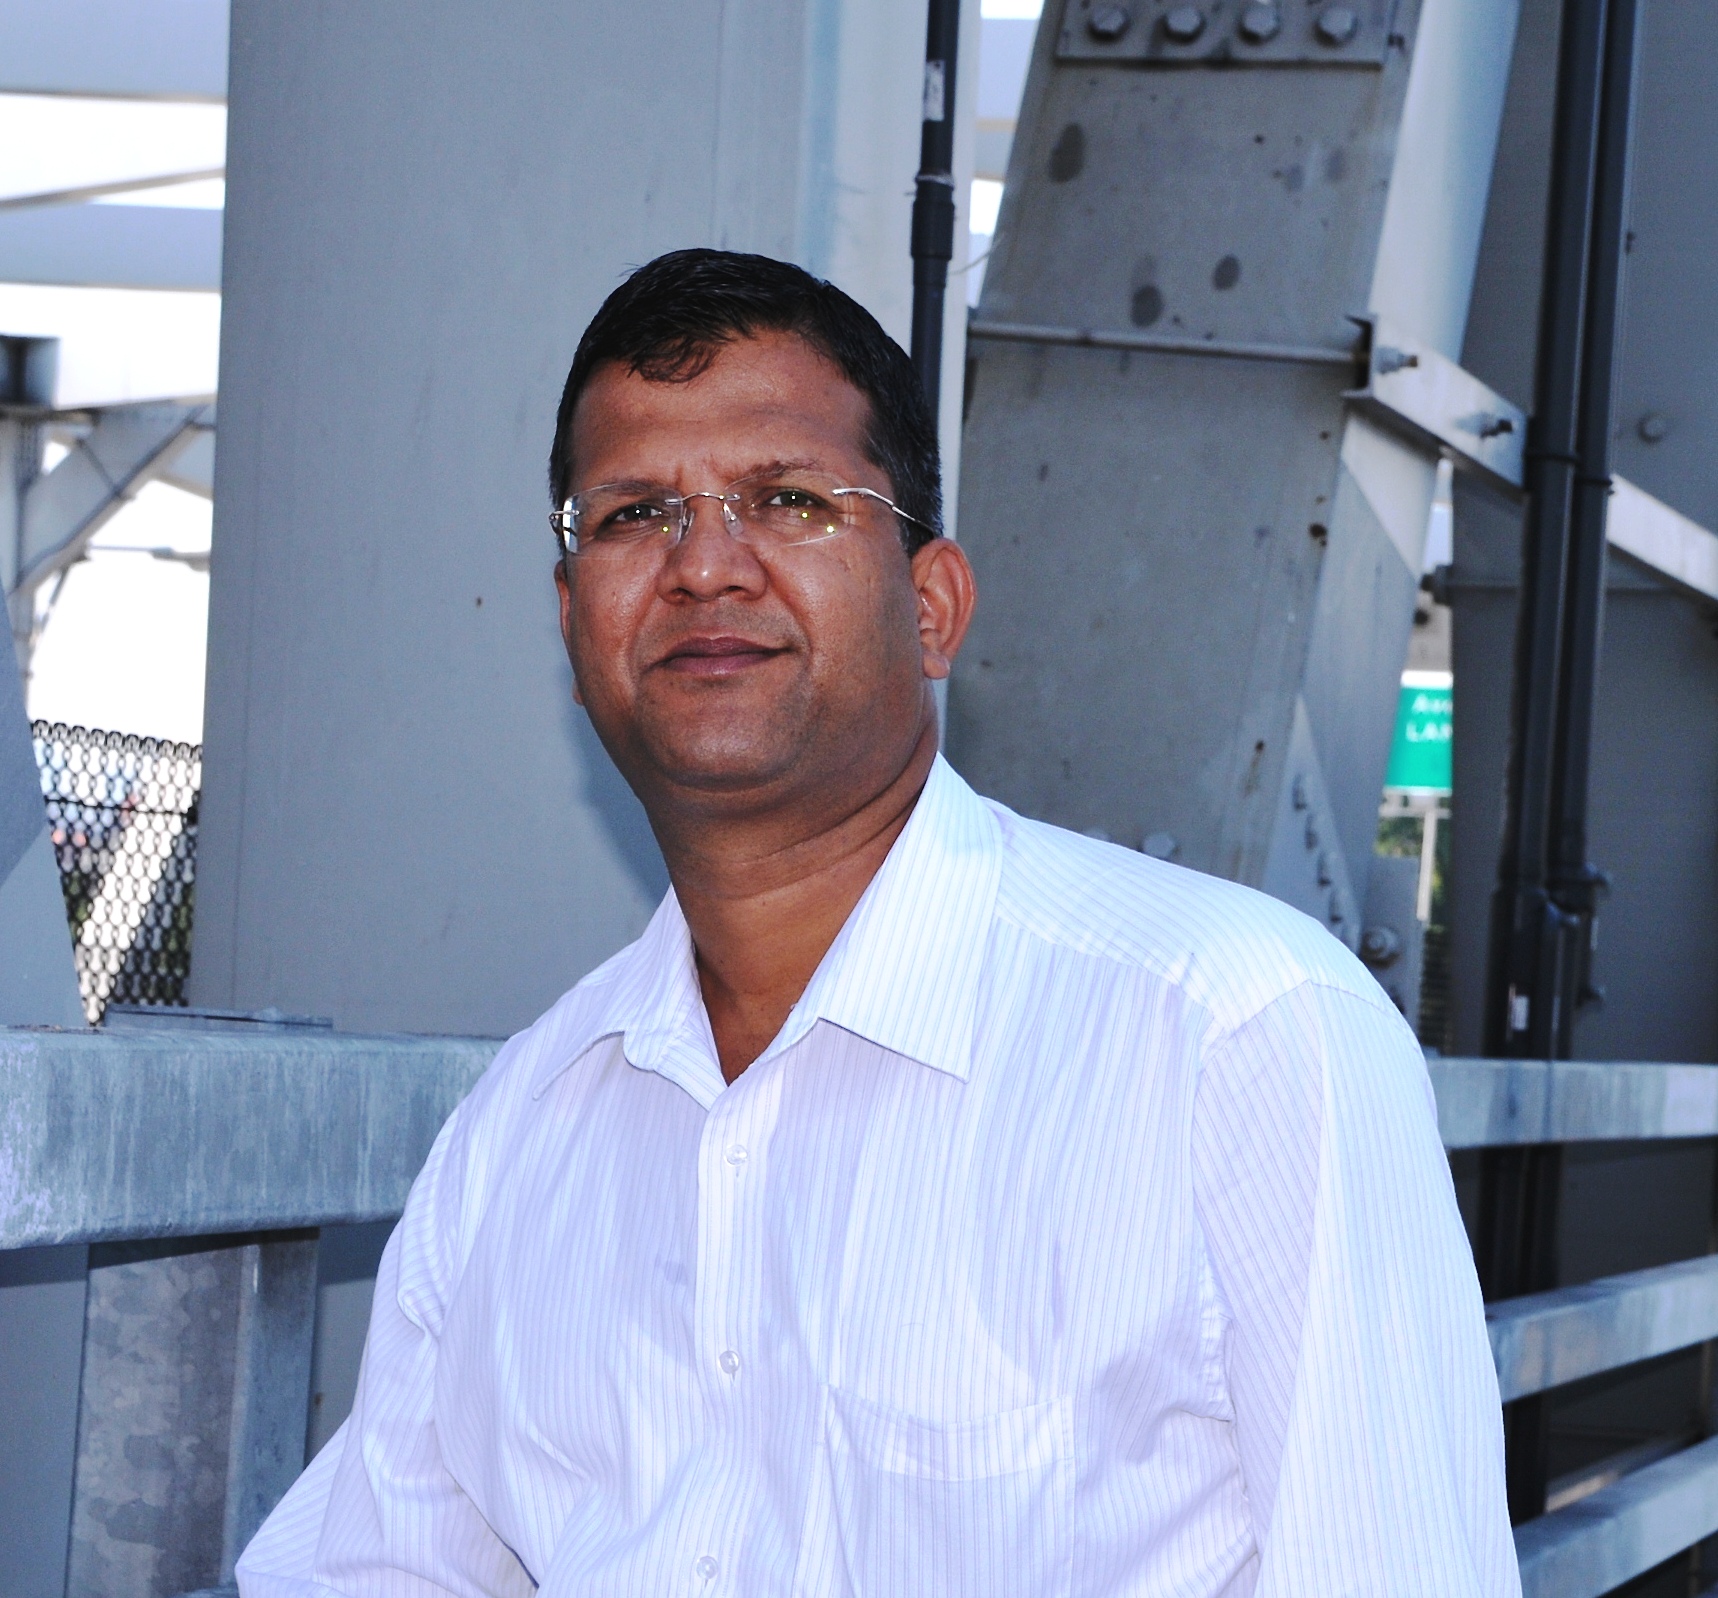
{"left": 950, "top": 0, "right": 1518, "bottom": 946}
{"left": 1515, "top": 1435, "right": 1718, "bottom": 1598}
{"left": 1431, "top": 1056, "right": 1718, "bottom": 1148}
{"left": 160, "top": 423, "right": 215, "bottom": 499}
{"left": 0, "top": 204, "right": 222, "bottom": 292}
{"left": 0, "top": 0, "right": 227, "bottom": 101}
{"left": 1606, "top": 475, "right": 1718, "bottom": 604}
{"left": 196, "top": 0, "right": 971, "bottom": 1040}
{"left": 0, "top": 1027, "right": 500, "bottom": 1250}
{"left": 1489, "top": 1254, "right": 1718, "bottom": 1403}
{"left": 14, "top": 402, "right": 209, "bottom": 587}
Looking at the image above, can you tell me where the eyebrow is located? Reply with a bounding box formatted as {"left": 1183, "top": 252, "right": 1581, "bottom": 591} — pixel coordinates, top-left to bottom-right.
{"left": 572, "top": 458, "right": 831, "bottom": 497}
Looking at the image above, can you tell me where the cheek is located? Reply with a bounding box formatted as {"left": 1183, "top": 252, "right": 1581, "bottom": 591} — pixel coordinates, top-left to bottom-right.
{"left": 798, "top": 557, "right": 921, "bottom": 679}
{"left": 567, "top": 575, "right": 650, "bottom": 694}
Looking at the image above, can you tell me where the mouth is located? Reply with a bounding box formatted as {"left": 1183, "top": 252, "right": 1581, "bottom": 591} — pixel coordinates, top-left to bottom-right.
{"left": 656, "top": 634, "right": 789, "bottom": 678}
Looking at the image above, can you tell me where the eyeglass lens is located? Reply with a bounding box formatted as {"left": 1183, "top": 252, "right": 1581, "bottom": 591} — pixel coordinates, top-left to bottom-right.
{"left": 558, "top": 471, "right": 888, "bottom": 556}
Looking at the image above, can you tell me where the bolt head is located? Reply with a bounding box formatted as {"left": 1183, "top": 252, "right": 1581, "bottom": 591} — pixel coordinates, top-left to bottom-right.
{"left": 1163, "top": 4, "right": 1206, "bottom": 42}
{"left": 1087, "top": 3, "right": 1133, "bottom": 40}
{"left": 1637, "top": 410, "right": 1670, "bottom": 443}
{"left": 1361, "top": 924, "right": 1403, "bottom": 966}
{"left": 1316, "top": 4, "right": 1359, "bottom": 44}
{"left": 1238, "top": 1, "right": 1281, "bottom": 42}
{"left": 1141, "top": 831, "right": 1178, "bottom": 860}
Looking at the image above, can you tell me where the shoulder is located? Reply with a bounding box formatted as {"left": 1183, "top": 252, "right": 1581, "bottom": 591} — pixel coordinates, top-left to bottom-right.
{"left": 985, "top": 798, "right": 1391, "bottom": 1041}
{"left": 391, "top": 944, "right": 643, "bottom": 1310}
{"left": 462, "top": 943, "right": 639, "bottom": 1125}
{"left": 421, "top": 939, "right": 643, "bottom": 1197}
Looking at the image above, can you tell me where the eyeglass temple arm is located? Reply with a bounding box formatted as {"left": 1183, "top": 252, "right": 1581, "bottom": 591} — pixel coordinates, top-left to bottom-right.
{"left": 836, "top": 485, "right": 936, "bottom": 536}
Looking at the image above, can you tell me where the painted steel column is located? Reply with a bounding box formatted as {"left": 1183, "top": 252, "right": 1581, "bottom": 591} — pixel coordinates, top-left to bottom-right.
{"left": 195, "top": 0, "right": 966, "bottom": 1037}
{"left": 949, "top": 0, "right": 1517, "bottom": 945}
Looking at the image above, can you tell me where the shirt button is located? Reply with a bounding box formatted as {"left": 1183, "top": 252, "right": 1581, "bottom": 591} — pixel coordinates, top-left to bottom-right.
{"left": 695, "top": 1554, "right": 720, "bottom": 1581}
{"left": 718, "top": 1349, "right": 741, "bottom": 1376}
{"left": 724, "top": 1144, "right": 748, "bottom": 1168}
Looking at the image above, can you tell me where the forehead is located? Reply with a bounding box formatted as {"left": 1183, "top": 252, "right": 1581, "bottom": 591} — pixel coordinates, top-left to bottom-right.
{"left": 568, "top": 330, "right": 874, "bottom": 487}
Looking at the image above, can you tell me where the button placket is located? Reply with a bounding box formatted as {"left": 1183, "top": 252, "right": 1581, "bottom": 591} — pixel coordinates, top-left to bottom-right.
{"left": 684, "top": 1061, "right": 786, "bottom": 1588}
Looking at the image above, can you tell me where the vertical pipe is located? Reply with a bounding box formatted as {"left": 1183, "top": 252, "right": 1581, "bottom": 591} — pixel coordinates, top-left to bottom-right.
{"left": 1484, "top": 0, "right": 1608, "bottom": 1062}
{"left": 910, "top": 0, "right": 961, "bottom": 413}
{"left": 1544, "top": 0, "right": 1639, "bottom": 1050}
{"left": 1480, "top": 0, "right": 1614, "bottom": 1527}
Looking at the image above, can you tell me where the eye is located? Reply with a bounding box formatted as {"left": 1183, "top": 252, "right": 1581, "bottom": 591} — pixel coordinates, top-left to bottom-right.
{"left": 763, "top": 486, "right": 836, "bottom": 515}
{"left": 604, "top": 498, "right": 673, "bottom": 528}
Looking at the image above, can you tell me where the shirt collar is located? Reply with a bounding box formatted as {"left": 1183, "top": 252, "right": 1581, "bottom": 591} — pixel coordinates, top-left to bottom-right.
{"left": 531, "top": 754, "right": 1002, "bottom": 1103}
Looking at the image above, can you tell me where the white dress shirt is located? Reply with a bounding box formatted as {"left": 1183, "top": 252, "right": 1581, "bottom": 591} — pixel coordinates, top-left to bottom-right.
{"left": 239, "top": 755, "right": 1517, "bottom": 1598}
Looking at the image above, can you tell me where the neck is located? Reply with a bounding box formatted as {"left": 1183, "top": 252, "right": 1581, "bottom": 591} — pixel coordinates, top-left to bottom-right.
{"left": 654, "top": 717, "right": 939, "bottom": 1084}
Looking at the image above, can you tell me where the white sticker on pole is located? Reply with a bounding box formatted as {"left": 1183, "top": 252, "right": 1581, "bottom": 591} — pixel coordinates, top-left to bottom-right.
{"left": 923, "top": 60, "right": 946, "bottom": 122}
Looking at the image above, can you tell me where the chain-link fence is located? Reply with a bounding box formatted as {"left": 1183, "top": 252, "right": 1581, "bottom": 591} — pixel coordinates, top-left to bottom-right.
{"left": 32, "top": 722, "right": 201, "bottom": 1024}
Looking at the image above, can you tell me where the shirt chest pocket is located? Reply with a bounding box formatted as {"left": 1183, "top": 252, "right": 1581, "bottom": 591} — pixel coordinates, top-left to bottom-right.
{"left": 797, "top": 1386, "right": 1075, "bottom": 1598}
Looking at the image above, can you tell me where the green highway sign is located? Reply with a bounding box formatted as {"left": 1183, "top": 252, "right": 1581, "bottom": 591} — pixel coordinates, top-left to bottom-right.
{"left": 1385, "top": 672, "right": 1452, "bottom": 794}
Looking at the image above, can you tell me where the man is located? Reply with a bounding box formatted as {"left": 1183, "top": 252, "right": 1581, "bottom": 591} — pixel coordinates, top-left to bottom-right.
{"left": 241, "top": 249, "right": 1517, "bottom": 1596}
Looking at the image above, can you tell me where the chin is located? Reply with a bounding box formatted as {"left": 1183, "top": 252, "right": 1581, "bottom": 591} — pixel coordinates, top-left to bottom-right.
{"left": 646, "top": 734, "right": 805, "bottom": 798}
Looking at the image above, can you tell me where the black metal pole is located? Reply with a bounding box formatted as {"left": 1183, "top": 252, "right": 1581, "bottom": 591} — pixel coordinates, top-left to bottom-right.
{"left": 910, "top": 0, "right": 961, "bottom": 414}
{"left": 1484, "top": 0, "right": 1608, "bottom": 1067}
{"left": 1545, "top": 0, "right": 1638, "bottom": 1046}
{"left": 1479, "top": 0, "right": 1638, "bottom": 1527}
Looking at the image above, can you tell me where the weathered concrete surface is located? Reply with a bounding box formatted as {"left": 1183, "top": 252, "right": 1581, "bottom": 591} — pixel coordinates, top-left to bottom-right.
{"left": 1489, "top": 1254, "right": 1718, "bottom": 1403}
{"left": 1516, "top": 1434, "right": 1718, "bottom": 1598}
{"left": 0, "top": 1027, "right": 500, "bottom": 1249}
{"left": 1430, "top": 1056, "right": 1718, "bottom": 1149}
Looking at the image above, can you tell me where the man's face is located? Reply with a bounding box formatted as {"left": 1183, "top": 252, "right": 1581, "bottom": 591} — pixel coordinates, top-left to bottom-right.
{"left": 557, "top": 329, "right": 961, "bottom": 824}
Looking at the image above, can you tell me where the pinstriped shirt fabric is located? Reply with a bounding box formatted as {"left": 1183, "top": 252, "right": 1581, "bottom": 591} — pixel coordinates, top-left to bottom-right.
{"left": 238, "top": 755, "right": 1518, "bottom": 1598}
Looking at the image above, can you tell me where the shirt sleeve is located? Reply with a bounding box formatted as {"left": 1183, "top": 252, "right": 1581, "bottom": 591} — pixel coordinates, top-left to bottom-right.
{"left": 1191, "top": 979, "right": 1520, "bottom": 1596}
{"left": 235, "top": 1096, "right": 536, "bottom": 1598}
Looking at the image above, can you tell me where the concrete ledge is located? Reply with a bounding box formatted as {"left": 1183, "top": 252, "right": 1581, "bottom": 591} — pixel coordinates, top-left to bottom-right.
{"left": 0, "top": 1026, "right": 499, "bottom": 1248}
{"left": 1490, "top": 1255, "right": 1718, "bottom": 1403}
{"left": 1430, "top": 1057, "right": 1718, "bottom": 1148}
{"left": 1516, "top": 1435, "right": 1718, "bottom": 1598}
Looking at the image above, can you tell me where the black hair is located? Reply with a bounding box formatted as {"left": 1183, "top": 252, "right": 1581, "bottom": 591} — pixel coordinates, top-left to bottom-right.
{"left": 549, "top": 248, "right": 941, "bottom": 555}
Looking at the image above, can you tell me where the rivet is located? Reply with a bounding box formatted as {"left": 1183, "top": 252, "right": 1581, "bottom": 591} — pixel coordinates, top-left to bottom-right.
{"left": 1316, "top": 5, "right": 1359, "bottom": 45}
{"left": 1088, "top": 4, "right": 1133, "bottom": 41}
{"left": 1238, "top": 2, "right": 1281, "bottom": 42}
{"left": 1141, "top": 831, "right": 1178, "bottom": 860}
{"left": 1316, "top": 850, "right": 1333, "bottom": 886}
{"left": 1163, "top": 5, "right": 1206, "bottom": 42}
{"left": 1637, "top": 411, "right": 1670, "bottom": 443}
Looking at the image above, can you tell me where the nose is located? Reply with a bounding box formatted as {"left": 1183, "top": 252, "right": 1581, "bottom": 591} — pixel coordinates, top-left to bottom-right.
{"left": 658, "top": 493, "right": 764, "bottom": 600}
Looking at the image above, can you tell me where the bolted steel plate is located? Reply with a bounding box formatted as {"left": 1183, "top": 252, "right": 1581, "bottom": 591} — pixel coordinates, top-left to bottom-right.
{"left": 1057, "top": 0, "right": 1396, "bottom": 66}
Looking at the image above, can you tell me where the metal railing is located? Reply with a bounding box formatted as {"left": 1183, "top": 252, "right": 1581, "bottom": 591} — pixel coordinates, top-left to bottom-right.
{"left": 4, "top": 1030, "right": 1717, "bottom": 1596}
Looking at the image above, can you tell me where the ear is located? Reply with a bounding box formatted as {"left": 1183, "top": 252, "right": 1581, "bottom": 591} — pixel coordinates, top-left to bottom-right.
{"left": 554, "top": 559, "right": 585, "bottom": 706}
{"left": 910, "top": 538, "right": 977, "bottom": 682}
